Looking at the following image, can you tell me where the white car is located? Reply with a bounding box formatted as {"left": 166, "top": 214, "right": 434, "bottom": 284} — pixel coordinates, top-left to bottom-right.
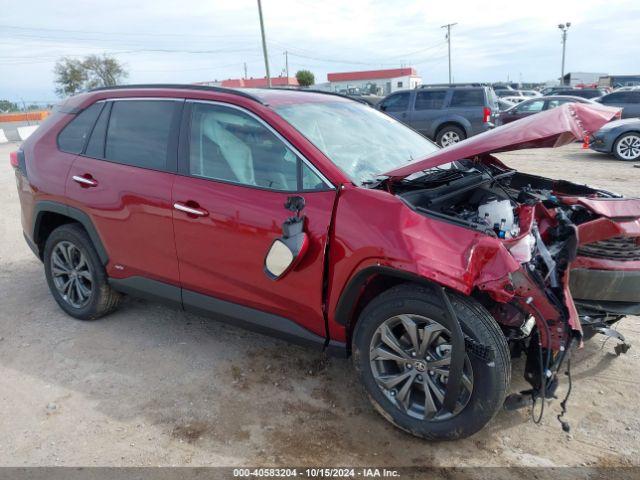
{"left": 502, "top": 95, "right": 527, "bottom": 104}
{"left": 519, "top": 90, "right": 543, "bottom": 97}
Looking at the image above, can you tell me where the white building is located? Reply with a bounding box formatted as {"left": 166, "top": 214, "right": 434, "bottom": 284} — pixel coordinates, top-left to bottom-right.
{"left": 327, "top": 68, "right": 421, "bottom": 96}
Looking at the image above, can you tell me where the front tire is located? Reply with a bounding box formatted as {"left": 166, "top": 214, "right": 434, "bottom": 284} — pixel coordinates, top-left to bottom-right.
{"left": 44, "top": 223, "right": 121, "bottom": 320}
{"left": 613, "top": 132, "right": 640, "bottom": 161}
{"left": 352, "top": 284, "right": 510, "bottom": 441}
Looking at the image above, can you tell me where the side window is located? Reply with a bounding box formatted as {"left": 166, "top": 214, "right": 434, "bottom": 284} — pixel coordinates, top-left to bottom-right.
{"left": 85, "top": 102, "right": 111, "bottom": 158}
{"left": 517, "top": 100, "right": 545, "bottom": 113}
{"left": 415, "top": 90, "right": 447, "bottom": 110}
{"left": 626, "top": 92, "right": 640, "bottom": 103}
{"left": 600, "top": 94, "right": 618, "bottom": 104}
{"left": 449, "top": 90, "right": 484, "bottom": 107}
{"left": 397, "top": 81, "right": 403, "bottom": 88}
{"left": 301, "top": 163, "right": 326, "bottom": 191}
{"left": 188, "top": 102, "right": 322, "bottom": 192}
{"left": 546, "top": 99, "right": 568, "bottom": 109}
{"left": 57, "top": 102, "right": 103, "bottom": 154}
{"left": 380, "top": 92, "right": 410, "bottom": 112}
{"left": 104, "top": 100, "right": 177, "bottom": 170}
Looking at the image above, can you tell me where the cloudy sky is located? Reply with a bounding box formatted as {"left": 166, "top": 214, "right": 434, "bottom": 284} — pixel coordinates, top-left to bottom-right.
{"left": 1, "top": 0, "right": 639, "bottom": 103}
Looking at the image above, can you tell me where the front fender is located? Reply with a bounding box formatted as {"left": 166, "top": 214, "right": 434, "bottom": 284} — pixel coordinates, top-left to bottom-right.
{"left": 326, "top": 186, "right": 577, "bottom": 350}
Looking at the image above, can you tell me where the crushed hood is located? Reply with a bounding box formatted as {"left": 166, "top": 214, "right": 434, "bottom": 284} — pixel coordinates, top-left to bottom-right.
{"left": 383, "top": 103, "right": 621, "bottom": 181}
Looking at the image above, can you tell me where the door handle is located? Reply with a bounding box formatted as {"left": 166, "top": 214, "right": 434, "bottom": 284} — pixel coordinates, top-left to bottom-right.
{"left": 72, "top": 175, "right": 98, "bottom": 187}
{"left": 173, "top": 202, "right": 208, "bottom": 217}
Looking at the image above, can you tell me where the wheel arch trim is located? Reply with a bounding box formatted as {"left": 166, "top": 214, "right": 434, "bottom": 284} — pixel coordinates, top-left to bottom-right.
{"left": 33, "top": 200, "right": 109, "bottom": 265}
{"left": 434, "top": 118, "right": 471, "bottom": 137}
{"left": 334, "top": 265, "right": 441, "bottom": 328}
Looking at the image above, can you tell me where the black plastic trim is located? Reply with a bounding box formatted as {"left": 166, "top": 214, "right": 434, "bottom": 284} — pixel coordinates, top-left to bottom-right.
{"left": 109, "top": 277, "right": 182, "bottom": 307}
{"left": 438, "top": 287, "right": 465, "bottom": 412}
{"left": 23, "top": 232, "right": 39, "bottom": 259}
{"left": 32, "top": 201, "right": 109, "bottom": 265}
{"left": 182, "top": 289, "right": 328, "bottom": 351}
{"left": 107, "top": 275, "right": 347, "bottom": 354}
{"left": 334, "top": 266, "right": 436, "bottom": 326}
{"left": 570, "top": 268, "right": 640, "bottom": 303}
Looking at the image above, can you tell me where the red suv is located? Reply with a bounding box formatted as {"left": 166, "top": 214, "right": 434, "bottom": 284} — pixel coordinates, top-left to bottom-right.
{"left": 12, "top": 85, "right": 639, "bottom": 440}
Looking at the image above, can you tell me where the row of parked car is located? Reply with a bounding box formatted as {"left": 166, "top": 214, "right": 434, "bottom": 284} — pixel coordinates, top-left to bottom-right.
{"left": 376, "top": 85, "right": 640, "bottom": 160}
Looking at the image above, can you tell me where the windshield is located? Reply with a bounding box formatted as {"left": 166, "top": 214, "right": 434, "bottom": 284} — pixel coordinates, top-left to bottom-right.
{"left": 274, "top": 100, "right": 439, "bottom": 185}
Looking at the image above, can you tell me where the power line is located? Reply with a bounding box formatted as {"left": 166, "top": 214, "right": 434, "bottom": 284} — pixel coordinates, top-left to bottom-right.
{"left": 0, "top": 24, "right": 258, "bottom": 40}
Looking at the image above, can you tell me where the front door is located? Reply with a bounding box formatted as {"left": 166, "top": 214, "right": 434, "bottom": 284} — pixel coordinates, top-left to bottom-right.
{"left": 172, "top": 101, "right": 336, "bottom": 337}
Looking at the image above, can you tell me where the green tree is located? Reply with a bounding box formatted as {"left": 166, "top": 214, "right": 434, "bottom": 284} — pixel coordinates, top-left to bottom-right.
{"left": 54, "top": 57, "right": 88, "bottom": 97}
{"left": 0, "top": 100, "right": 19, "bottom": 113}
{"left": 295, "top": 70, "right": 315, "bottom": 87}
{"left": 83, "top": 54, "right": 128, "bottom": 89}
{"left": 54, "top": 54, "right": 128, "bottom": 97}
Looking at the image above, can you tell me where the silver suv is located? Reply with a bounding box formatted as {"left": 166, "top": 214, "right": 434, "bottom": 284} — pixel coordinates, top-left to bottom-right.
{"left": 378, "top": 86, "right": 499, "bottom": 146}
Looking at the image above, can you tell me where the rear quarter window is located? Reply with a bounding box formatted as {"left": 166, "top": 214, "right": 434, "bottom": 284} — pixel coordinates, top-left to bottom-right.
{"left": 449, "top": 90, "right": 485, "bottom": 107}
{"left": 57, "top": 102, "right": 104, "bottom": 154}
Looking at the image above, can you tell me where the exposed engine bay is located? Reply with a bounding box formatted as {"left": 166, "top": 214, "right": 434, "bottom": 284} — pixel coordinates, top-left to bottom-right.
{"left": 393, "top": 159, "right": 616, "bottom": 239}
{"left": 383, "top": 157, "right": 632, "bottom": 423}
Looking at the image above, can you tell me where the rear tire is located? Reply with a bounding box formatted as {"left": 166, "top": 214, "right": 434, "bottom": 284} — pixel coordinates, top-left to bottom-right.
{"left": 613, "top": 132, "right": 640, "bottom": 161}
{"left": 352, "top": 284, "right": 510, "bottom": 441}
{"left": 44, "top": 223, "right": 121, "bottom": 320}
{"left": 436, "top": 125, "right": 466, "bottom": 147}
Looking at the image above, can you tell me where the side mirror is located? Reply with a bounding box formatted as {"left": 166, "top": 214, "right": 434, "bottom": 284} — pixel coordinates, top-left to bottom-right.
{"left": 379, "top": 104, "right": 387, "bottom": 111}
{"left": 264, "top": 196, "right": 309, "bottom": 280}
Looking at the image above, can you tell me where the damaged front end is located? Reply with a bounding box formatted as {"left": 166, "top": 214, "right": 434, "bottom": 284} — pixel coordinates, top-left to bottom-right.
{"left": 392, "top": 159, "right": 583, "bottom": 411}
{"left": 380, "top": 103, "right": 633, "bottom": 426}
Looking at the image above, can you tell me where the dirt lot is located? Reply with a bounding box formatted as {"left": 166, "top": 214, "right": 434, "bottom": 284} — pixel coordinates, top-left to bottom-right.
{"left": 0, "top": 141, "right": 638, "bottom": 467}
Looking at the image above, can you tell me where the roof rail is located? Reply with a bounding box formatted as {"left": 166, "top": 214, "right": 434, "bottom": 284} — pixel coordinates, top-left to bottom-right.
{"left": 88, "top": 84, "right": 266, "bottom": 104}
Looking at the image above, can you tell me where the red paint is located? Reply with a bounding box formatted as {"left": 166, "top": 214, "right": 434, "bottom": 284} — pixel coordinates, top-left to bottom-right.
{"left": 65, "top": 156, "right": 180, "bottom": 285}
{"left": 172, "top": 176, "right": 335, "bottom": 338}
{"left": 327, "top": 68, "right": 417, "bottom": 82}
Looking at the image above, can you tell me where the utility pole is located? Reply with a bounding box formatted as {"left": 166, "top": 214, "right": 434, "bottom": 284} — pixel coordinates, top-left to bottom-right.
{"left": 558, "top": 22, "right": 571, "bottom": 85}
{"left": 243, "top": 62, "right": 248, "bottom": 79}
{"left": 441, "top": 23, "right": 457, "bottom": 85}
{"left": 284, "top": 50, "right": 289, "bottom": 78}
{"left": 257, "top": 0, "right": 271, "bottom": 87}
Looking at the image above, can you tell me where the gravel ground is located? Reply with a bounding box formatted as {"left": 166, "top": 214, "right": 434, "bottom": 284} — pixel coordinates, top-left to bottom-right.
{"left": 0, "top": 141, "right": 638, "bottom": 467}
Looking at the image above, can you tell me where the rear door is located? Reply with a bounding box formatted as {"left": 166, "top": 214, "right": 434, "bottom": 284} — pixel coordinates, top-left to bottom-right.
{"left": 621, "top": 92, "right": 640, "bottom": 117}
{"left": 447, "top": 89, "right": 485, "bottom": 134}
{"left": 409, "top": 89, "right": 447, "bottom": 138}
{"left": 65, "top": 98, "right": 183, "bottom": 286}
{"left": 171, "top": 100, "right": 336, "bottom": 338}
